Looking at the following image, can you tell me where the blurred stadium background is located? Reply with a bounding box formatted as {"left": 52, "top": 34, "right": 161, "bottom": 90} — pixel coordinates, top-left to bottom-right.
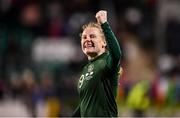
{"left": 0, "top": 0, "right": 180, "bottom": 117}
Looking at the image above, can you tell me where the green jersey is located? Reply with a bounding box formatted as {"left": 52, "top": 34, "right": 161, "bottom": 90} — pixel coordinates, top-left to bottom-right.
{"left": 73, "top": 22, "right": 122, "bottom": 117}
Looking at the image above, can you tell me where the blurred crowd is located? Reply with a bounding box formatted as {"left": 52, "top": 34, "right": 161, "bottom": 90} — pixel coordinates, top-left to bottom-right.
{"left": 0, "top": 0, "right": 180, "bottom": 117}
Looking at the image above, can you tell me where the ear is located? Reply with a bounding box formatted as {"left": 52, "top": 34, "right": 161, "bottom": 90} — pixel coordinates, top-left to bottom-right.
{"left": 103, "top": 40, "right": 107, "bottom": 47}
{"left": 102, "top": 41, "right": 107, "bottom": 48}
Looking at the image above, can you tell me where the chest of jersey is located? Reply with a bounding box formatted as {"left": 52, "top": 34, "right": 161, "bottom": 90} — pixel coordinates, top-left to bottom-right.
{"left": 77, "top": 59, "right": 107, "bottom": 95}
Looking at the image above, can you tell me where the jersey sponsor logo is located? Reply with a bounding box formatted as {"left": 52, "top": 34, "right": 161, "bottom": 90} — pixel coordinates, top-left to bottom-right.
{"left": 85, "top": 75, "right": 93, "bottom": 80}
{"left": 85, "top": 72, "right": 94, "bottom": 80}
{"left": 85, "top": 73, "right": 89, "bottom": 77}
{"left": 89, "top": 71, "right": 93, "bottom": 75}
{"left": 85, "top": 72, "right": 93, "bottom": 77}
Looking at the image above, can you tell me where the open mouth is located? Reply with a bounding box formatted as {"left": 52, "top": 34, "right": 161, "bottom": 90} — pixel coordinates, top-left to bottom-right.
{"left": 83, "top": 40, "right": 95, "bottom": 49}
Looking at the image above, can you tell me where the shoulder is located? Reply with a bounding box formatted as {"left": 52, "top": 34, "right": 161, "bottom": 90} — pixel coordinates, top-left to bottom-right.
{"left": 97, "top": 52, "right": 111, "bottom": 68}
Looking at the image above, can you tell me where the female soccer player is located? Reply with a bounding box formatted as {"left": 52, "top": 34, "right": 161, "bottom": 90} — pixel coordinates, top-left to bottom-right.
{"left": 72, "top": 10, "right": 122, "bottom": 117}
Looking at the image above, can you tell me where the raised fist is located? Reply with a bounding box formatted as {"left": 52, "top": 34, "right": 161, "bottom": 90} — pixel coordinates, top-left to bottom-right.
{"left": 95, "top": 10, "right": 107, "bottom": 24}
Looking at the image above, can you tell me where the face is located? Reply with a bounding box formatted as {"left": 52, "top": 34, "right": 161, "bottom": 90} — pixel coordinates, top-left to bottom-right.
{"left": 81, "top": 27, "right": 106, "bottom": 58}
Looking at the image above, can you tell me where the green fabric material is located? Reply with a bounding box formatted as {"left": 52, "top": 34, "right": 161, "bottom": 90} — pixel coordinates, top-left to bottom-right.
{"left": 74, "top": 22, "right": 122, "bottom": 117}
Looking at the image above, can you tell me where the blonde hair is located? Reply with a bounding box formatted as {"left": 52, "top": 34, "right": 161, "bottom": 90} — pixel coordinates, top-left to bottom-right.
{"left": 80, "top": 22, "right": 105, "bottom": 41}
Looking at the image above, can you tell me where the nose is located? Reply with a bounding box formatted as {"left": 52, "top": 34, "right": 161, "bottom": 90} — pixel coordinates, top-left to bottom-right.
{"left": 86, "top": 36, "right": 91, "bottom": 41}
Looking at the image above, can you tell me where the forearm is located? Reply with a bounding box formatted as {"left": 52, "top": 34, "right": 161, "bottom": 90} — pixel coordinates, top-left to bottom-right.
{"left": 101, "top": 22, "right": 122, "bottom": 66}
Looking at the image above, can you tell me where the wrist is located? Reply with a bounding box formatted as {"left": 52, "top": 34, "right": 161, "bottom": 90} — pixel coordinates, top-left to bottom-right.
{"left": 101, "top": 21, "right": 108, "bottom": 26}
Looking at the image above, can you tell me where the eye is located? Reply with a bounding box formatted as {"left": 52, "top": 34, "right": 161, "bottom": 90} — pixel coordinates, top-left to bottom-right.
{"left": 82, "top": 35, "right": 87, "bottom": 40}
{"left": 90, "top": 34, "right": 96, "bottom": 38}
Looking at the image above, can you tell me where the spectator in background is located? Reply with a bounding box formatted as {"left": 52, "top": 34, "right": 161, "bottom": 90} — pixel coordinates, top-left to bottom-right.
{"left": 46, "top": 1, "right": 65, "bottom": 38}
{"left": 126, "top": 80, "right": 150, "bottom": 117}
{"left": 20, "top": 2, "right": 46, "bottom": 36}
{"left": 21, "top": 69, "right": 36, "bottom": 117}
{"left": 40, "top": 71, "right": 61, "bottom": 117}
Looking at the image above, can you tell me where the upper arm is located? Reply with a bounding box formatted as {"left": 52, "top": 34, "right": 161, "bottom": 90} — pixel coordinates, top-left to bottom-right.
{"left": 101, "top": 22, "right": 122, "bottom": 68}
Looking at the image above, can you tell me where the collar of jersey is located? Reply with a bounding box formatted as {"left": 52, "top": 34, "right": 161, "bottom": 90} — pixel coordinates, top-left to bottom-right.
{"left": 89, "top": 51, "right": 109, "bottom": 62}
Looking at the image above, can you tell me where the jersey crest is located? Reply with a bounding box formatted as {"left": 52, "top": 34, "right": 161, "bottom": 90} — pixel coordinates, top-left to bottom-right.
{"left": 88, "top": 64, "right": 94, "bottom": 72}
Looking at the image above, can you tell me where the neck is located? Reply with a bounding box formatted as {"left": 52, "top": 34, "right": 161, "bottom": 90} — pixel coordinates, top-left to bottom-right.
{"left": 87, "top": 51, "right": 105, "bottom": 60}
